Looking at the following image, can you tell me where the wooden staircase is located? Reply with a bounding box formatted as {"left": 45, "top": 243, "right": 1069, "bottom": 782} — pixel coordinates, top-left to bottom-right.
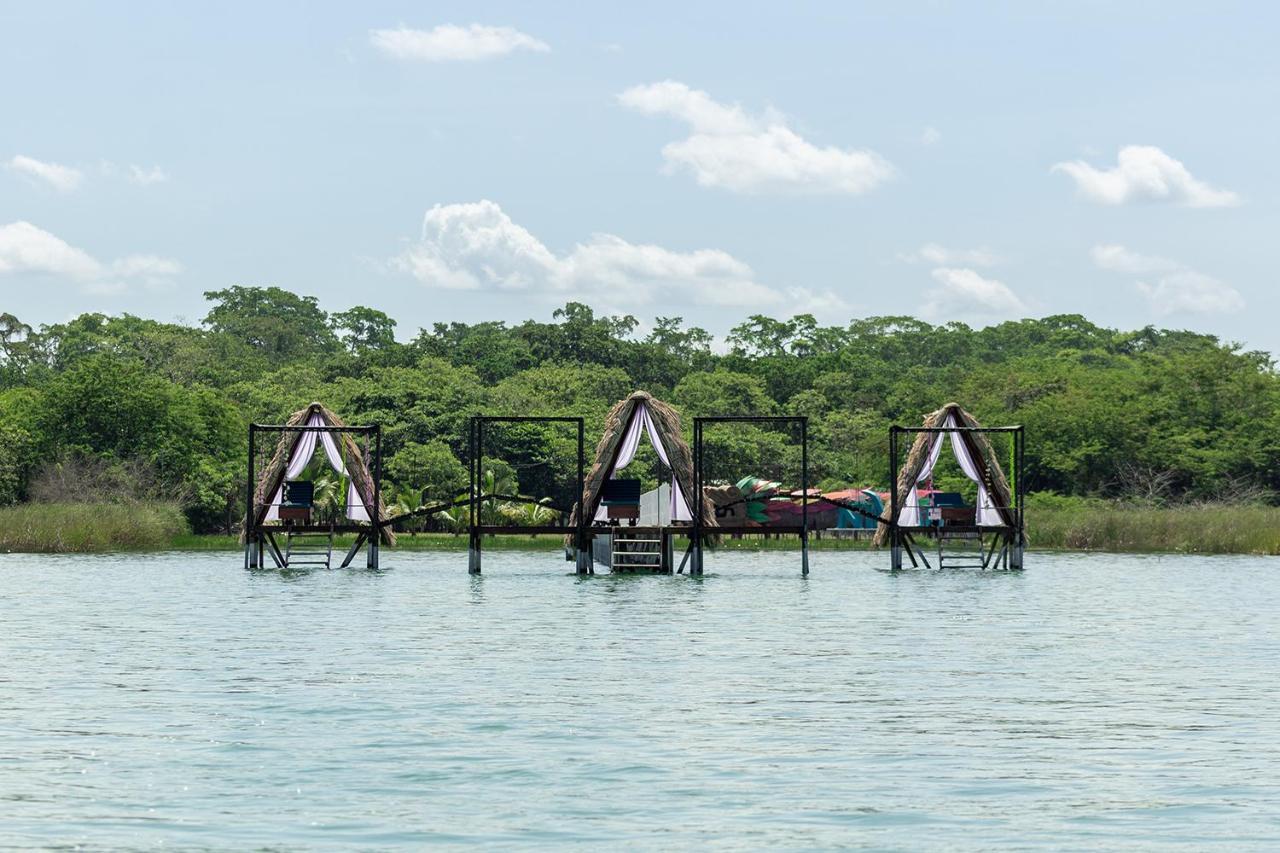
{"left": 611, "top": 532, "right": 665, "bottom": 573}
{"left": 936, "top": 528, "right": 986, "bottom": 570}
{"left": 284, "top": 529, "right": 334, "bottom": 569}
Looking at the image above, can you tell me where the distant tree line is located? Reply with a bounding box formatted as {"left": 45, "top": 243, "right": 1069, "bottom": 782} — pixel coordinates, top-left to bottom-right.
{"left": 2, "top": 286, "right": 1277, "bottom": 533}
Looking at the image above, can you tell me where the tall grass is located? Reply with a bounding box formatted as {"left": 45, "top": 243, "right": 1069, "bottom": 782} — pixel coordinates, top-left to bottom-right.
{"left": 0, "top": 502, "right": 188, "bottom": 553}
{"left": 6, "top": 500, "right": 1279, "bottom": 556}
{"left": 1028, "top": 496, "right": 1280, "bottom": 555}
{"left": 169, "top": 531, "right": 570, "bottom": 552}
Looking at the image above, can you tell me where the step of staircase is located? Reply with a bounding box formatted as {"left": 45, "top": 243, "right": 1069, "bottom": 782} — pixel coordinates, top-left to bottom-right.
{"left": 936, "top": 528, "right": 988, "bottom": 570}
{"left": 285, "top": 530, "right": 334, "bottom": 569}
{"left": 611, "top": 533, "right": 666, "bottom": 573}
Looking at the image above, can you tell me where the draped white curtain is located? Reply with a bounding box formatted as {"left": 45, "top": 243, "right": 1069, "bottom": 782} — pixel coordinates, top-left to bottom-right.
{"left": 265, "top": 412, "right": 369, "bottom": 522}
{"left": 896, "top": 414, "right": 1002, "bottom": 527}
{"left": 593, "top": 401, "right": 692, "bottom": 522}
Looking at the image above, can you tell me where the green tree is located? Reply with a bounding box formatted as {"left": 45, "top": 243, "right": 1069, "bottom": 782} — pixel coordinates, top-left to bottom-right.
{"left": 38, "top": 355, "right": 242, "bottom": 528}
{"left": 672, "top": 370, "right": 776, "bottom": 417}
{"left": 385, "top": 440, "right": 468, "bottom": 503}
{"left": 203, "top": 286, "right": 338, "bottom": 359}
{"left": 332, "top": 306, "right": 397, "bottom": 355}
{"left": 0, "top": 313, "right": 37, "bottom": 388}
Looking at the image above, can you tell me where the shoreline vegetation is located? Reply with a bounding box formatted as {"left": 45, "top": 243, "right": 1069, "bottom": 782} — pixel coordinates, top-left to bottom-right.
{"left": 0, "top": 502, "right": 188, "bottom": 553}
{"left": 4, "top": 497, "right": 1280, "bottom": 556}
{"left": 6, "top": 293, "right": 1280, "bottom": 567}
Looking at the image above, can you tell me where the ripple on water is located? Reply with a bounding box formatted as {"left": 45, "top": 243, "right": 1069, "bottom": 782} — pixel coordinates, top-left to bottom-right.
{"left": 0, "top": 549, "right": 1278, "bottom": 848}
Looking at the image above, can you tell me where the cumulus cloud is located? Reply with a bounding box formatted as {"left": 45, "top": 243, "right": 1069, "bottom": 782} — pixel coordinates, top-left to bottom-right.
{"left": 922, "top": 267, "right": 1028, "bottom": 320}
{"left": 128, "top": 165, "right": 169, "bottom": 185}
{"left": 920, "top": 126, "right": 941, "bottom": 146}
{"left": 7, "top": 155, "right": 83, "bottom": 192}
{"left": 899, "top": 242, "right": 1001, "bottom": 267}
{"left": 0, "top": 221, "right": 181, "bottom": 293}
{"left": 1090, "top": 243, "right": 1242, "bottom": 315}
{"left": 112, "top": 254, "right": 183, "bottom": 279}
{"left": 98, "top": 161, "right": 170, "bottom": 186}
{"left": 370, "top": 24, "right": 549, "bottom": 62}
{"left": 1053, "top": 145, "right": 1240, "bottom": 208}
{"left": 1089, "top": 244, "right": 1178, "bottom": 275}
{"left": 617, "top": 80, "right": 893, "bottom": 194}
{"left": 389, "top": 200, "right": 845, "bottom": 315}
{"left": 0, "top": 221, "right": 102, "bottom": 278}
{"left": 1135, "top": 272, "right": 1244, "bottom": 315}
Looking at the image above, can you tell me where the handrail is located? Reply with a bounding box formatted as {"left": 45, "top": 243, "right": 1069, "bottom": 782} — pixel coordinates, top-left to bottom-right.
{"left": 377, "top": 492, "right": 573, "bottom": 529}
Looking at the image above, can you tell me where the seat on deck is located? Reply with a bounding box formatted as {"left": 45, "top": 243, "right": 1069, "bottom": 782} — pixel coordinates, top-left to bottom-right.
{"left": 280, "top": 480, "right": 314, "bottom": 524}
{"left": 601, "top": 478, "right": 641, "bottom": 524}
{"left": 940, "top": 506, "right": 977, "bottom": 526}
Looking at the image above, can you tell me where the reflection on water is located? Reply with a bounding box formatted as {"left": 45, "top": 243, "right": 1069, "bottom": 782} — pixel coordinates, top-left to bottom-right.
{"left": 1, "top": 550, "right": 1278, "bottom": 848}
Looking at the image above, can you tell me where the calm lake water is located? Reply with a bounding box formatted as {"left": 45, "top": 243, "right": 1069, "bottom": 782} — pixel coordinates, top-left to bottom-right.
{"left": 1, "top": 549, "right": 1278, "bottom": 849}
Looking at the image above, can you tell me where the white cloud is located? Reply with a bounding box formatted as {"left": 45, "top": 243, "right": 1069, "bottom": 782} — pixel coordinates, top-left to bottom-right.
{"left": 0, "top": 221, "right": 181, "bottom": 294}
{"left": 112, "top": 254, "right": 183, "bottom": 279}
{"left": 899, "top": 242, "right": 1001, "bottom": 267}
{"left": 1089, "top": 244, "right": 1178, "bottom": 274}
{"left": 923, "top": 267, "right": 1028, "bottom": 320}
{"left": 128, "top": 165, "right": 168, "bottom": 185}
{"left": 1090, "top": 243, "right": 1243, "bottom": 315}
{"left": 0, "top": 221, "right": 102, "bottom": 279}
{"left": 370, "top": 24, "right": 549, "bottom": 62}
{"left": 1135, "top": 272, "right": 1244, "bottom": 316}
{"left": 389, "top": 200, "right": 845, "bottom": 316}
{"left": 618, "top": 80, "right": 893, "bottom": 195}
{"left": 1052, "top": 145, "right": 1240, "bottom": 208}
{"left": 7, "top": 155, "right": 83, "bottom": 192}
{"left": 100, "top": 161, "right": 169, "bottom": 186}
{"left": 393, "top": 200, "right": 556, "bottom": 290}
{"left": 920, "top": 126, "right": 941, "bottom": 145}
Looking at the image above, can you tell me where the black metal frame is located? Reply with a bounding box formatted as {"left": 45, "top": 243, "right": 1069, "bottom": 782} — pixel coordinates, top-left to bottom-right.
{"left": 245, "top": 422, "right": 382, "bottom": 570}
{"left": 467, "top": 415, "right": 586, "bottom": 574}
{"left": 887, "top": 424, "right": 1024, "bottom": 571}
{"left": 693, "top": 416, "right": 809, "bottom": 576}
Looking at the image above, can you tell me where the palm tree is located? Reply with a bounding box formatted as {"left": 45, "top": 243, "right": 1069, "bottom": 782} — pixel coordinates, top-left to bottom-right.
{"left": 434, "top": 506, "right": 468, "bottom": 533}
{"left": 388, "top": 484, "right": 427, "bottom": 533}
{"left": 464, "top": 467, "right": 518, "bottom": 525}
{"left": 312, "top": 472, "right": 344, "bottom": 522}
{"left": 499, "top": 497, "right": 558, "bottom": 527}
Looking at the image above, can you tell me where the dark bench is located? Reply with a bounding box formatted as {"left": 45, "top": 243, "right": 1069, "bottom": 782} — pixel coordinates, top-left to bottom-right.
{"left": 940, "top": 506, "right": 976, "bottom": 526}
{"left": 601, "top": 478, "right": 641, "bottom": 525}
{"left": 280, "top": 480, "right": 314, "bottom": 524}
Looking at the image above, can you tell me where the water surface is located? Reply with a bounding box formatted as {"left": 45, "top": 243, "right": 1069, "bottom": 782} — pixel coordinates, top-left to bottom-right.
{"left": 1, "top": 550, "right": 1278, "bottom": 849}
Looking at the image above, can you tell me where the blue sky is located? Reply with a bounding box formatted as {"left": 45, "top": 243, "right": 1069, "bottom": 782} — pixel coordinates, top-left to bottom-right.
{"left": 2, "top": 2, "right": 1275, "bottom": 351}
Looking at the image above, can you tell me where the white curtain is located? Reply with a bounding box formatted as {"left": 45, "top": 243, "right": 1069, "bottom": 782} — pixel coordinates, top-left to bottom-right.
{"left": 947, "top": 421, "right": 1003, "bottom": 527}
{"left": 897, "top": 420, "right": 947, "bottom": 527}
{"left": 896, "top": 414, "right": 1003, "bottom": 527}
{"left": 593, "top": 401, "right": 692, "bottom": 522}
{"left": 265, "top": 412, "right": 369, "bottom": 522}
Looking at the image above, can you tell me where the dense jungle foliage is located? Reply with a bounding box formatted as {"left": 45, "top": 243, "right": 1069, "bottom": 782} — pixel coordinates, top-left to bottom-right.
{"left": 2, "top": 286, "right": 1277, "bottom": 533}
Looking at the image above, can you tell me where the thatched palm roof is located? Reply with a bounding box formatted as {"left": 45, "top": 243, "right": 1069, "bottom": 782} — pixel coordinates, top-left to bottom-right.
{"left": 873, "top": 402, "right": 1015, "bottom": 547}
{"left": 244, "top": 402, "right": 395, "bottom": 545}
{"left": 568, "top": 391, "right": 717, "bottom": 531}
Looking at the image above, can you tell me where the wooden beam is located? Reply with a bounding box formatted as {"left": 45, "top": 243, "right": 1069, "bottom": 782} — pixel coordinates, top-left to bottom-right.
{"left": 339, "top": 531, "right": 368, "bottom": 568}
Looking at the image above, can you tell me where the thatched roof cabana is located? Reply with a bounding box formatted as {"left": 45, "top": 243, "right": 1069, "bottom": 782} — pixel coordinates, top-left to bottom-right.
{"left": 873, "top": 402, "right": 1015, "bottom": 547}
{"left": 245, "top": 402, "right": 395, "bottom": 545}
{"left": 568, "top": 391, "right": 717, "bottom": 531}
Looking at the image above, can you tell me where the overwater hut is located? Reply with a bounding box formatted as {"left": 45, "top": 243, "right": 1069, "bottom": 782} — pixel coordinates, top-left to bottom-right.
{"left": 876, "top": 402, "right": 1024, "bottom": 570}
{"left": 244, "top": 402, "right": 393, "bottom": 569}
{"left": 568, "top": 391, "right": 716, "bottom": 573}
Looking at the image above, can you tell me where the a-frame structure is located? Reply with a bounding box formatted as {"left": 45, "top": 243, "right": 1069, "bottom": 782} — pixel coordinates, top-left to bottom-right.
{"left": 568, "top": 391, "right": 717, "bottom": 574}
{"left": 244, "top": 402, "right": 393, "bottom": 569}
{"left": 875, "top": 402, "right": 1024, "bottom": 570}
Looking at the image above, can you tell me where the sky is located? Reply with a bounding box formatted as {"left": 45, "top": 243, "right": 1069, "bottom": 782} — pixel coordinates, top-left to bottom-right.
{"left": 2, "top": 1, "right": 1276, "bottom": 351}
